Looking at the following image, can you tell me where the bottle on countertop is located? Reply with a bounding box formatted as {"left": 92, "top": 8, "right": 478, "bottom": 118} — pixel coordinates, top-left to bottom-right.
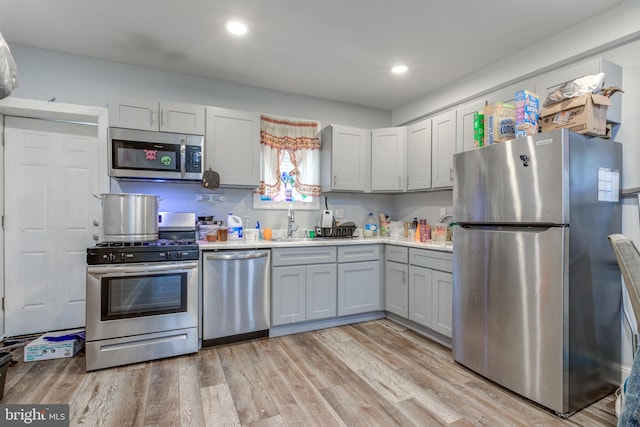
{"left": 408, "top": 217, "right": 418, "bottom": 240}
{"left": 227, "top": 212, "right": 243, "bottom": 240}
{"left": 419, "top": 219, "right": 431, "bottom": 242}
{"left": 364, "top": 212, "right": 378, "bottom": 237}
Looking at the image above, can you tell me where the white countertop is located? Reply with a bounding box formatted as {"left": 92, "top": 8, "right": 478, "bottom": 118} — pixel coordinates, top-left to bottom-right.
{"left": 198, "top": 236, "right": 453, "bottom": 252}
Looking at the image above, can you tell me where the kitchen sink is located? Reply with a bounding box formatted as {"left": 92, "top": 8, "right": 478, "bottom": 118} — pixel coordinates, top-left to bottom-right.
{"left": 270, "top": 237, "right": 311, "bottom": 242}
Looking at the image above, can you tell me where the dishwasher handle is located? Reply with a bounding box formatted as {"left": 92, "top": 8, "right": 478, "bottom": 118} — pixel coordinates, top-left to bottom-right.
{"left": 205, "top": 251, "right": 269, "bottom": 261}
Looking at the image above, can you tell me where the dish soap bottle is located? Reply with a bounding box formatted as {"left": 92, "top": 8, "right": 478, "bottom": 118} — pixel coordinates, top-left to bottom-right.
{"left": 364, "top": 212, "right": 378, "bottom": 237}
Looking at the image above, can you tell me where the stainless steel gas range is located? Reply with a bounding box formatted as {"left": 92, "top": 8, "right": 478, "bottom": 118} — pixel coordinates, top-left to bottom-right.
{"left": 85, "top": 212, "right": 199, "bottom": 371}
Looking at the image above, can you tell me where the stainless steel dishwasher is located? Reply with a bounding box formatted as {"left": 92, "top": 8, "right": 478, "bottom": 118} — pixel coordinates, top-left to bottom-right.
{"left": 202, "top": 249, "right": 270, "bottom": 346}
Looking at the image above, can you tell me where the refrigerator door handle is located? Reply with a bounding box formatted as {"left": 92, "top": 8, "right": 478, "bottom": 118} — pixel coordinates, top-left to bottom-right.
{"left": 458, "top": 224, "right": 561, "bottom": 233}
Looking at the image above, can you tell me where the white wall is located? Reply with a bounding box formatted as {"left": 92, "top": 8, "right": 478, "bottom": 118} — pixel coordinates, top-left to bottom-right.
{"left": 392, "top": 0, "right": 640, "bottom": 126}
{"left": 8, "top": 43, "right": 400, "bottom": 231}
{"left": 8, "top": 44, "right": 390, "bottom": 130}
{"left": 7, "top": 19, "right": 640, "bottom": 371}
{"left": 112, "top": 179, "right": 394, "bottom": 235}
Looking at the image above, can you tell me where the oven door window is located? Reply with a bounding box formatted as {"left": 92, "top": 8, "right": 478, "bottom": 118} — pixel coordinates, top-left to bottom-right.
{"left": 112, "top": 139, "right": 181, "bottom": 173}
{"left": 101, "top": 272, "right": 187, "bottom": 321}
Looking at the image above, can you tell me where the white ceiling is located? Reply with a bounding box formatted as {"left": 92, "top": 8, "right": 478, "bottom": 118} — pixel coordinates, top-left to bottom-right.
{"left": 0, "top": 0, "right": 626, "bottom": 110}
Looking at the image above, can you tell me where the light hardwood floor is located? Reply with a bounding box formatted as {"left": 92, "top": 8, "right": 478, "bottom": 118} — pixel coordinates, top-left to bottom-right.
{"left": 1, "top": 319, "right": 618, "bottom": 426}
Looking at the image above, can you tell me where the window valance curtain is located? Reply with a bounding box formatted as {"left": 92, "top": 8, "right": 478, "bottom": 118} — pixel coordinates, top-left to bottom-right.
{"left": 258, "top": 114, "right": 321, "bottom": 198}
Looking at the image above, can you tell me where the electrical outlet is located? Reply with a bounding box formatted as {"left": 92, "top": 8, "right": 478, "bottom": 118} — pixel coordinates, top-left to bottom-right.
{"left": 335, "top": 208, "right": 345, "bottom": 219}
{"left": 440, "top": 207, "right": 446, "bottom": 217}
{"left": 196, "top": 193, "right": 226, "bottom": 202}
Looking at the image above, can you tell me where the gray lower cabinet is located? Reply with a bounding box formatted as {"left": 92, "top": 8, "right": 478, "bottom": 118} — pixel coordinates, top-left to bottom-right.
{"left": 306, "top": 264, "right": 338, "bottom": 320}
{"left": 431, "top": 270, "right": 453, "bottom": 337}
{"left": 271, "top": 247, "right": 337, "bottom": 326}
{"left": 337, "top": 245, "right": 383, "bottom": 316}
{"left": 389, "top": 247, "right": 453, "bottom": 338}
{"left": 408, "top": 267, "right": 452, "bottom": 337}
{"left": 385, "top": 245, "right": 409, "bottom": 317}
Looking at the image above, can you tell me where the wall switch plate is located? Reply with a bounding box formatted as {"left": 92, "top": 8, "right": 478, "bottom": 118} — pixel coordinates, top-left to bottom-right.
{"left": 335, "top": 208, "right": 344, "bottom": 219}
{"left": 440, "top": 207, "right": 447, "bottom": 216}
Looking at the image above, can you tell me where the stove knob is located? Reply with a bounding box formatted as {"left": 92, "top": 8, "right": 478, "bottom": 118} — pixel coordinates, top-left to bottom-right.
{"left": 175, "top": 251, "right": 182, "bottom": 260}
{"left": 108, "top": 253, "right": 117, "bottom": 262}
{"left": 120, "top": 252, "right": 128, "bottom": 262}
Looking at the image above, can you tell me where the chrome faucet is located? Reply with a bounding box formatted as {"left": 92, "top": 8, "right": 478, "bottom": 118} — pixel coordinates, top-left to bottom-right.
{"left": 287, "top": 204, "right": 298, "bottom": 238}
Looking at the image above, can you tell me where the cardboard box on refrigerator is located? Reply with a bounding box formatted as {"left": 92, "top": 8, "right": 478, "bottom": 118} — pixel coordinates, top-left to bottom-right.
{"left": 539, "top": 93, "right": 611, "bottom": 136}
{"left": 484, "top": 102, "right": 515, "bottom": 145}
{"left": 514, "top": 90, "right": 539, "bottom": 138}
{"left": 24, "top": 329, "right": 84, "bottom": 362}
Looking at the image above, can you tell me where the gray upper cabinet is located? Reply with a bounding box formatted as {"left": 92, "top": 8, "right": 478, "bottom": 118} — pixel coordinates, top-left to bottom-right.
{"left": 534, "top": 57, "right": 622, "bottom": 123}
{"left": 431, "top": 109, "right": 457, "bottom": 188}
{"left": 371, "top": 126, "right": 406, "bottom": 191}
{"left": 321, "top": 124, "right": 371, "bottom": 192}
{"left": 109, "top": 96, "right": 205, "bottom": 135}
{"left": 406, "top": 118, "right": 432, "bottom": 191}
{"left": 456, "top": 99, "right": 486, "bottom": 153}
{"left": 205, "top": 107, "right": 260, "bottom": 187}
{"left": 485, "top": 80, "right": 535, "bottom": 106}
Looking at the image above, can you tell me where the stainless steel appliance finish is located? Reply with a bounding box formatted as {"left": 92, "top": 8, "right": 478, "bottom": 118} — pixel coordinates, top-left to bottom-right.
{"left": 97, "top": 193, "right": 159, "bottom": 242}
{"left": 109, "top": 127, "right": 203, "bottom": 181}
{"left": 85, "top": 213, "right": 199, "bottom": 371}
{"left": 452, "top": 129, "right": 622, "bottom": 416}
{"left": 202, "top": 250, "right": 270, "bottom": 346}
{"left": 85, "top": 260, "right": 199, "bottom": 371}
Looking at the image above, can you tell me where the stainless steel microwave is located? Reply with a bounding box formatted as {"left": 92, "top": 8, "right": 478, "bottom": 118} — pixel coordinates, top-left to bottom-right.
{"left": 108, "top": 127, "right": 203, "bottom": 181}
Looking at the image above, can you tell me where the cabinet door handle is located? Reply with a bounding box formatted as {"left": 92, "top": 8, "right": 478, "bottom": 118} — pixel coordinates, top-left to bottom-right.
{"left": 161, "top": 110, "right": 166, "bottom": 127}
{"left": 450, "top": 167, "right": 454, "bottom": 180}
{"left": 149, "top": 110, "right": 154, "bottom": 127}
{"left": 333, "top": 175, "right": 337, "bottom": 187}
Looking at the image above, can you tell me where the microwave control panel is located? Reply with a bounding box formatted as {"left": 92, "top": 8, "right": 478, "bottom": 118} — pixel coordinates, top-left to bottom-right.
{"left": 185, "top": 145, "right": 202, "bottom": 173}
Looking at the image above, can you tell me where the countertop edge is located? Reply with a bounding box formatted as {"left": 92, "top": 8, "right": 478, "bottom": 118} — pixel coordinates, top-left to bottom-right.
{"left": 197, "top": 237, "right": 453, "bottom": 253}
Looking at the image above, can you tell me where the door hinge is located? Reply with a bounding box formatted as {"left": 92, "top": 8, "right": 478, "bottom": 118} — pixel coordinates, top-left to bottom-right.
{"left": 1, "top": 297, "right": 4, "bottom": 311}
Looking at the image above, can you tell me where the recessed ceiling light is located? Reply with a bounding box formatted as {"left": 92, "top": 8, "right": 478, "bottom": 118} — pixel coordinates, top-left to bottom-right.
{"left": 226, "top": 20, "right": 248, "bottom": 36}
{"left": 391, "top": 64, "right": 409, "bottom": 74}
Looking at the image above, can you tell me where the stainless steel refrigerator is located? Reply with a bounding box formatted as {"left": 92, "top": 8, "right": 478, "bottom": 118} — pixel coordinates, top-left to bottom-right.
{"left": 452, "top": 129, "right": 622, "bottom": 416}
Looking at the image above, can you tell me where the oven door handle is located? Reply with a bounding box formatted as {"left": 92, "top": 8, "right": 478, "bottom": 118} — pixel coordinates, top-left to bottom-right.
{"left": 205, "top": 251, "right": 268, "bottom": 261}
{"left": 180, "top": 136, "right": 187, "bottom": 178}
{"left": 87, "top": 261, "right": 198, "bottom": 275}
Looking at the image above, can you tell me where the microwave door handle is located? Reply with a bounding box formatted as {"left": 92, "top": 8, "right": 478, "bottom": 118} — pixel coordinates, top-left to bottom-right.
{"left": 180, "top": 137, "right": 186, "bottom": 178}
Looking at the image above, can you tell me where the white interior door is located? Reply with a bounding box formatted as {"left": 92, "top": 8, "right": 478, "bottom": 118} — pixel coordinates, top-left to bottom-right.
{"left": 0, "top": 115, "right": 4, "bottom": 339}
{"left": 4, "top": 116, "right": 100, "bottom": 337}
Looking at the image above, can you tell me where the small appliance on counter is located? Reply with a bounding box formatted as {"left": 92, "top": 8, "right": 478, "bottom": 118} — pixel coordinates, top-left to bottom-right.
{"left": 315, "top": 196, "right": 355, "bottom": 238}
{"left": 321, "top": 209, "right": 335, "bottom": 228}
